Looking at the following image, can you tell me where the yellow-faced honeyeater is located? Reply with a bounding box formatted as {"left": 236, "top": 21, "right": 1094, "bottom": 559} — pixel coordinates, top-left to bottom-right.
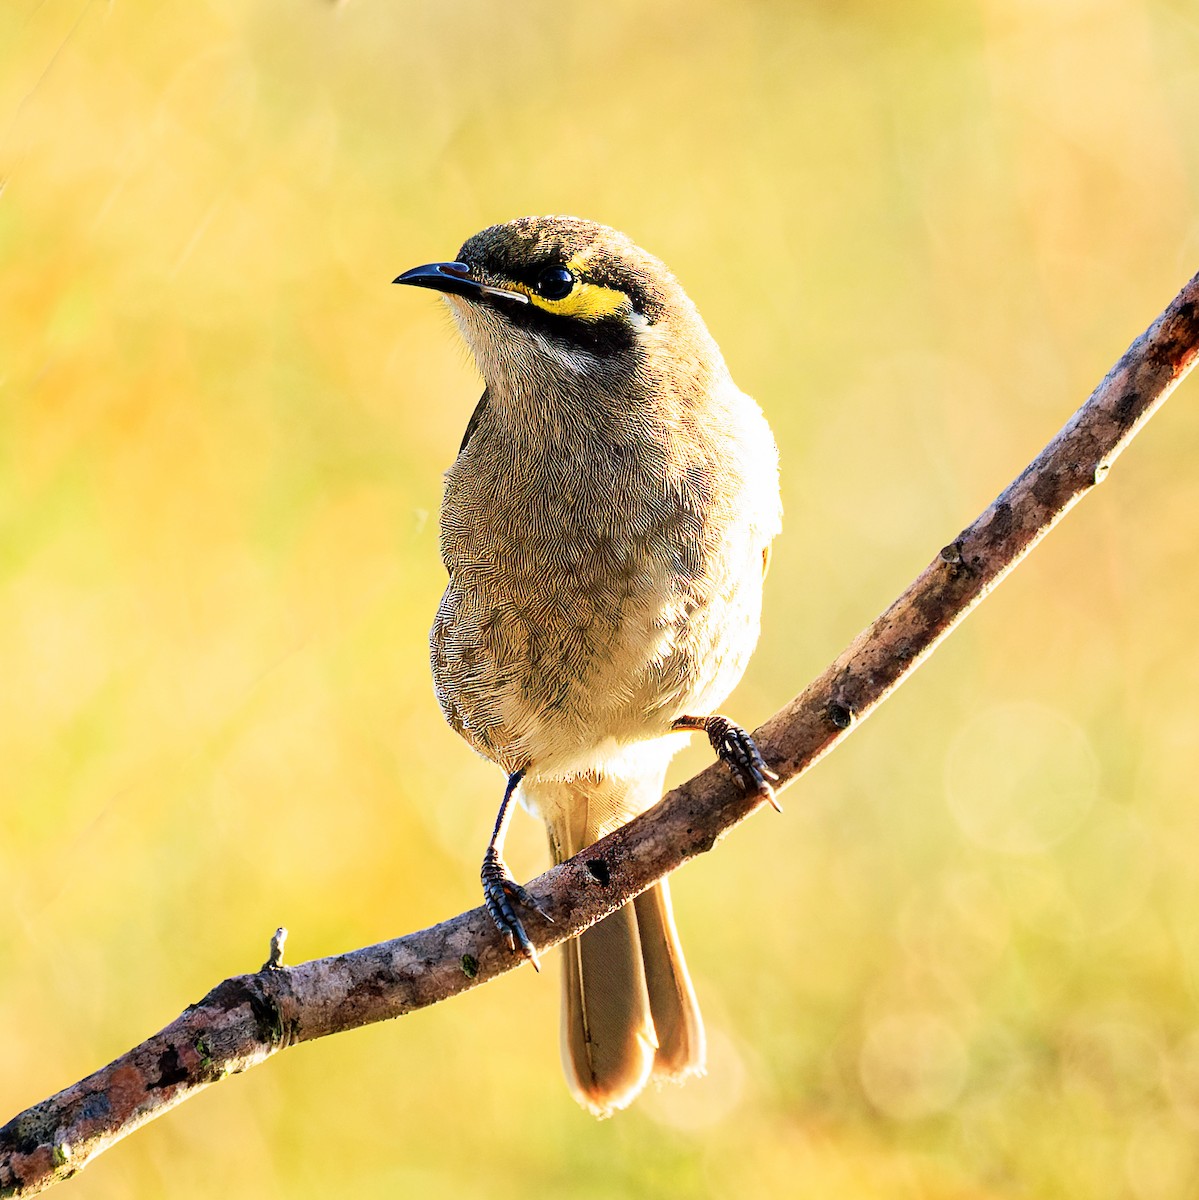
{"left": 395, "top": 216, "right": 781, "bottom": 1117}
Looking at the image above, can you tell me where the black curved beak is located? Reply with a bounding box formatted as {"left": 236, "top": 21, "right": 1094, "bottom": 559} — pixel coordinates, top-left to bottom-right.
{"left": 392, "top": 261, "right": 529, "bottom": 305}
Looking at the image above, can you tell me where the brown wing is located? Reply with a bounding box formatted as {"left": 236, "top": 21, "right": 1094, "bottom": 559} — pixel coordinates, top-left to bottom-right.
{"left": 458, "top": 389, "right": 488, "bottom": 456}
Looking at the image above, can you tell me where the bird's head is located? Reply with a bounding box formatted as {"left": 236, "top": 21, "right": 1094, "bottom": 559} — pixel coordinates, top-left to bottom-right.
{"left": 394, "top": 215, "right": 727, "bottom": 404}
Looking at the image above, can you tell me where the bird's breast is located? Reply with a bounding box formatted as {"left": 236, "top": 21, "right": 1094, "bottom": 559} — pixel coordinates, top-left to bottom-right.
{"left": 430, "top": 393, "right": 775, "bottom": 774}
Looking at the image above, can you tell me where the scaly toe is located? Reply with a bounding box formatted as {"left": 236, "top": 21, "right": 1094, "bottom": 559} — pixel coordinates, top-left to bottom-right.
{"left": 705, "top": 717, "right": 782, "bottom": 813}
{"left": 481, "top": 855, "right": 547, "bottom": 970}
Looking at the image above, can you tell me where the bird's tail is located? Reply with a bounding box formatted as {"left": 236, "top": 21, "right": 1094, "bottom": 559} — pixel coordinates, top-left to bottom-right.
{"left": 522, "top": 771, "right": 706, "bottom": 1117}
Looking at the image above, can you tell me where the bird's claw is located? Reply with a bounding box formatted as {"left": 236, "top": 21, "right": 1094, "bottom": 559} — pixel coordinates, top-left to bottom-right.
{"left": 481, "top": 851, "right": 552, "bottom": 971}
{"left": 704, "top": 716, "right": 782, "bottom": 813}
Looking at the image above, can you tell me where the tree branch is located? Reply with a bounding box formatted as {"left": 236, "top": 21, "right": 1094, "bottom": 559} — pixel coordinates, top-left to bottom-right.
{"left": 3, "top": 273, "right": 1197, "bottom": 1197}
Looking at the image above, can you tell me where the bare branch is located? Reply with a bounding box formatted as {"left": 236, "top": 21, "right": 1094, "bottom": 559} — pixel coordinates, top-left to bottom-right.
{"left": 3, "top": 272, "right": 1197, "bottom": 1197}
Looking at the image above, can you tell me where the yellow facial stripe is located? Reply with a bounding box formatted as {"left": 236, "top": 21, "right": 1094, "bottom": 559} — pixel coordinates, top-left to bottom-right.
{"left": 524, "top": 280, "right": 628, "bottom": 320}
{"left": 508, "top": 254, "right": 630, "bottom": 321}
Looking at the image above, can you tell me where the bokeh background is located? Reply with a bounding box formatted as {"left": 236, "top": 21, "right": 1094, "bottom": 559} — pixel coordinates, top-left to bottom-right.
{"left": 3, "top": 0, "right": 1199, "bottom": 1196}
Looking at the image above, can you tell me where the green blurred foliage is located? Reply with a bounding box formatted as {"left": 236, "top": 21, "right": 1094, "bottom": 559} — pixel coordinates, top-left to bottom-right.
{"left": 2, "top": 0, "right": 1199, "bottom": 1195}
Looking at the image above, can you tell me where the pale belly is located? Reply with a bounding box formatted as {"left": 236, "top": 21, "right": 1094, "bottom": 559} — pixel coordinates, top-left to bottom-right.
{"left": 430, "top": 477, "right": 764, "bottom": 779}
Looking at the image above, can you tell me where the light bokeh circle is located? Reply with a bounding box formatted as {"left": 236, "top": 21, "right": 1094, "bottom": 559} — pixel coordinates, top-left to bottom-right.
{"left": 945, "top": 701, "right": 1099, "bottom": 855}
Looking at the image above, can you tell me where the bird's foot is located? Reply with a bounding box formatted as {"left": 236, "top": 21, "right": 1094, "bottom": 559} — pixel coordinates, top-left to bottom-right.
{"left": 675, "top": 714, "right": 781, "bottom": 812}
{"left": 481, "top": 850, "right": 552, "bottom": 971}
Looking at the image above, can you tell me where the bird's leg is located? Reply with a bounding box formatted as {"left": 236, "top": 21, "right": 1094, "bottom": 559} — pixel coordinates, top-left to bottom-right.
{"left": 481, "top": 769, "right": 553, "bottom": 970}
{"left": 672, "top": 714, "right": 782, "bottom": 812}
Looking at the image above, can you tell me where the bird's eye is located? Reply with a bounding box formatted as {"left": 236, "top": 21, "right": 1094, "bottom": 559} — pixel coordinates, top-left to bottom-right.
{"left": 535, "top": 265, "right": 575, "bottom": 301}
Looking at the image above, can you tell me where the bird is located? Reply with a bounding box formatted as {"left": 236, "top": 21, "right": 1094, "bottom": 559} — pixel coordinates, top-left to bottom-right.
{"left": 394, "top": 215, "right": 782, "bottom": 1117}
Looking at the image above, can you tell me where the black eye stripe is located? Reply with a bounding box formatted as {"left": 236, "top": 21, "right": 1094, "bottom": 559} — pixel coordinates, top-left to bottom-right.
{"left": 535, "top": 265, "right": 575, "bottom": 301}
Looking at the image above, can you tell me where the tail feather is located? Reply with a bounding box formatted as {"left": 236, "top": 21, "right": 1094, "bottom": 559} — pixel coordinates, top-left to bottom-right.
{"left": 559, "top": 900, "right": 657, "bottom": 1117}
{"left": 634, "top": 880, "right": 705, "bottom": 1081}
{"left": 524, "top": 770, "right": 705, "bottom": 1117}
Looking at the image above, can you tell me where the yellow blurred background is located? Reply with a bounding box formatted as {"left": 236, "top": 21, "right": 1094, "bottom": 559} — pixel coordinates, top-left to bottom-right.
{"left": 3, "top": 0, "right": 1199, "bottom": 1195}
